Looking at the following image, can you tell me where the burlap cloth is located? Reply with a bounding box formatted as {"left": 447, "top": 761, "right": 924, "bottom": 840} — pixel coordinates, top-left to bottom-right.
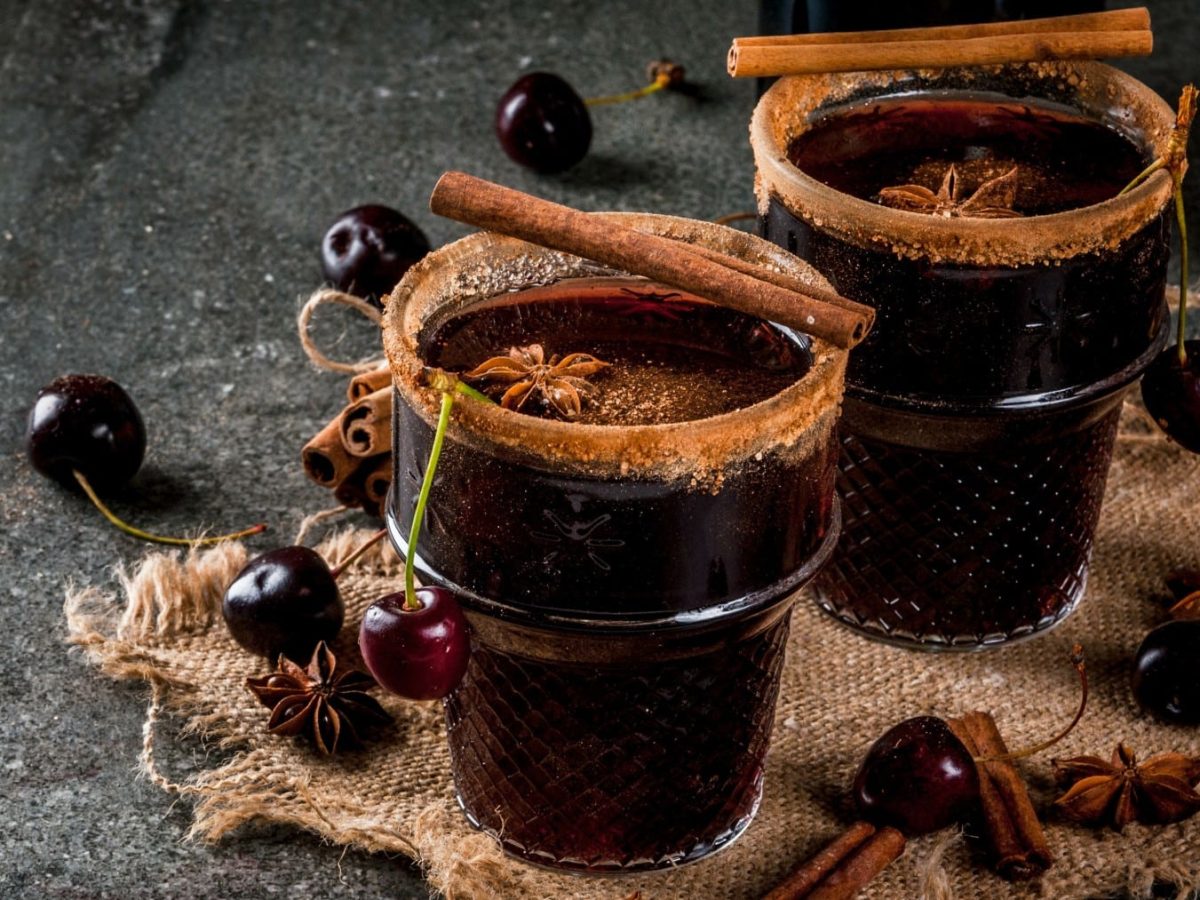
{"left": 64, "top": 408, "right": 1200, "bottom": 900}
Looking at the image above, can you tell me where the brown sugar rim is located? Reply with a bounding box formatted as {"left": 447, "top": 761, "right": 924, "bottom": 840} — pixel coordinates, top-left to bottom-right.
{"left": 382, "top": 213, "right": 848, "bottom": 484}
{"left": 751, "top": 61, "right": 1176, "bottom": 267}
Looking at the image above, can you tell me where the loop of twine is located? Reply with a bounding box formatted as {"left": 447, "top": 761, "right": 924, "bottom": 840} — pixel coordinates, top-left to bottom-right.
{"left": 298, "top": 288, "right": 386, "bottom": 374}
{"left": 140, "top": 681, "right": 193, "bottom": 796}
{"left": 293, "top": 505, "right": 351, "bottom": 547}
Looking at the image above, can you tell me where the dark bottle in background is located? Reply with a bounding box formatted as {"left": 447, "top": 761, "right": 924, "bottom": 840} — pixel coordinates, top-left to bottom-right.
{"left": 758, "top": 0, "right": 1106, "bottom": 35}
{"left": 996, "top": 0, "right": 1108, "bottom": 18}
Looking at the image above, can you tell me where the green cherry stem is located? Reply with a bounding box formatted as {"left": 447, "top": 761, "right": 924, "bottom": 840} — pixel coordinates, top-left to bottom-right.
{"left": 403, "top": 367, "right": 497, "bottom": 610}
{"left": 1116, "top": 159, "right": 1165, "bottom": 197}
{"left": 452, "top": 380, "right": 491, "bottom": 404}
{"left": 1172, "top": 173, "right": 1189, "bottom": 366}
{"left": 586, "top": 75, "right": 670, "bottom": 107}
{"left": 585, "top": 60, "right": 684, "bottom": 108}
{"left": 420, "top": 365, "right": 491, "bottom": 403}
{"left": 1119, "top": 84, "right": 1195, "bottom": 367}
{"left": 73, "top": 469, "right": 267, "bottom": 546}
{"left": 404, "top": 390, "right": 454, "bottom": 611}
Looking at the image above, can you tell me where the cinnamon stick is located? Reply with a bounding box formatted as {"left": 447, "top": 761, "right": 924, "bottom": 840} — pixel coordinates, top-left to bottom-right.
{"left": 763, "top": 822, "right": 905, "bottom": 900}
{"left": 653, "top": 233, "right": 866, "bottom": 317}
{"left": 341, "top": 387, "right": 393, "bottom": 457}
{"left": 363, "top": 455, "right": 392, "bottom": 509}
{"left": 949, "top": 711, "right": 1052, "bottom": 880}
{"left": 429, "top": 171, "right": 874, "bottom": 349}
{"left": 333, "top": 457, "right": 388, "bottom": 519}
{"left": 347, "top": 365, "right": 392, "bottom": 403}
{"left": 301, "top": 412, "right": 359, "bottom": 487}
{"left": 728, "top": 9, "right": 1151, "bottom": 78}
{"left": 733, "top": 8, "right": 1148, "bottom": 47}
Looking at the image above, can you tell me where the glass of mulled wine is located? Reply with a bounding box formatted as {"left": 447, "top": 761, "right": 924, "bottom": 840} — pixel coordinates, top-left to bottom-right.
{"left": 381, "top": 214, "right": 848, "bottom": 871}
{"left": 752, "top": 62, "right": 1176, "bottom": 650}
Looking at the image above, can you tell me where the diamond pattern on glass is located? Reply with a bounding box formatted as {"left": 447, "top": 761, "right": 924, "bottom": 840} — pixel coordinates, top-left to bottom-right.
{"left": 444, "top": 615, "right": 791, "bottom": 870}
{"left": 814, "top": 409, "right": 1120, "bottom": 648}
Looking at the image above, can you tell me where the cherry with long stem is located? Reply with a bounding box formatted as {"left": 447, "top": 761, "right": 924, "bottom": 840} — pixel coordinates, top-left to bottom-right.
{"left": 27, "top": 373, "right": 267, "bottom": 547}
{"left": 222, "top": 529, "right": 386, "bottom": 663}
{"left": 1130, "top": 86, "right": 1200, "bottom": 451}
{"left": 358, "top": 373, "right": 482, "bottom": 700}
{"left": 400, "top": 371, "right": 490, "bottom": 608}
{"left": 496, "top": 61, "right": 685, "bottom": 174}
{"left": 853, "top": 644, "right": 1089, "bottom": 836}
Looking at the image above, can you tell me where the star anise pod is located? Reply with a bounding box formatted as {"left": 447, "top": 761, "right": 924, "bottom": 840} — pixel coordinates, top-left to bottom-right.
{"left": 1053, "top": 743, "right": 1200, "bottom": 830}
{"left": 878, "top": 164, "right": 1024, "bottom": 219}
{"left": 463, "top": 343, "right": 610, "bottom": 420}
{"left": 246, "top": 641, "right": 392, "bottom": 755}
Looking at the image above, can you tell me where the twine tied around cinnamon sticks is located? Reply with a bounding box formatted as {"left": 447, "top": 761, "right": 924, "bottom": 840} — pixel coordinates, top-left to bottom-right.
{"left": 297, "top": 171, "right": 878, "bottom": 515}
{"left": 296, "top": 288, "right": 394, "bottom": 516}
{"left": 301, "top": 366, "right": 393, "bottom": 517}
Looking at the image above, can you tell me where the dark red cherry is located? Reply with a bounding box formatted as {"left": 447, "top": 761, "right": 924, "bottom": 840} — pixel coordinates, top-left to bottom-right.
{"left": 320, "top": 205, "right": 431, "bottom": 307}
{"left": 359, "top": 586, "right": 470, "bottom": 701}
{"left": 1132, "top": 619, "right": 1200, "bottom": 724}
{"left": 222, "top": 546, "right": 344, "bottom": 663}
{"left": 1141, "top": 342, "right": 1200, "bottom": 453}
{"left": 26, "top": 374, "right": 146, "bottom": 491}
{"left": 495, "top": 72, "right": 592, "bottom": 174}
{"left": 852, "top": 715, "right": 980, "bottom": 835}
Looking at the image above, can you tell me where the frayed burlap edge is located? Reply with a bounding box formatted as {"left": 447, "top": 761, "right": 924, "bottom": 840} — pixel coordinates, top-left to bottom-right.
{"left": 62, "top": 531, "right": 543, "bottom": 900}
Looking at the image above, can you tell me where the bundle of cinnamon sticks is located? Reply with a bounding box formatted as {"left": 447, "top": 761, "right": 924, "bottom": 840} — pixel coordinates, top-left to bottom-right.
{"left": 948, "top": 711, "right": 1052, "bottom": 880}
{"left": 301, "top": 366, "right": 394, "bottom": 517}
{"left": 764, "top": 711, "right": 1050, "bottom": 899}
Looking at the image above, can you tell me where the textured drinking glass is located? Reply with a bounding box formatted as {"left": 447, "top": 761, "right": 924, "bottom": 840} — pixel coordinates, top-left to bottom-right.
{"left": 752, "top": 63, "right": 1175, "bottom": 649}
{"left": 381, "top": 214, "right": 847, "bottom": 869}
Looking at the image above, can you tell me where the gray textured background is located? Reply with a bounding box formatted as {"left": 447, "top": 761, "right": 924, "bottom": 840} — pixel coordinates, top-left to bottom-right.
{"left": 1, "top": 2, "right": 1196, "bottom": 898}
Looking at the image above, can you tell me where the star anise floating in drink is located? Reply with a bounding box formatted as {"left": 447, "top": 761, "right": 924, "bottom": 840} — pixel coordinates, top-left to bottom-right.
{"left": 246, "top": 641, "right": 391, "bottom": 755}
{"left": 1052, "top": 743, "right": 1200, "bottom": 830}
{"left": 464, "top": 343, "right": 610, "bottom": 419}
{"left": 878, "top": 164, "right": 1023, "bottom": 219}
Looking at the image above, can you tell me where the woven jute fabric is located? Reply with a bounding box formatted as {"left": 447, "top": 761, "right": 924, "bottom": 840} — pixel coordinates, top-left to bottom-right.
{"left": 65, "top": 410, "right": 1200, "bottom": 900}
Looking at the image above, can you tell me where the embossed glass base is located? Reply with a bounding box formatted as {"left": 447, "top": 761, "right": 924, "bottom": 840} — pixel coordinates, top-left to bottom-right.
{"left": 388, "top": 504, "right": 840, "bottom": 871}
{"left": 445, "top": 621, "right": 782, "bottom": 872}
{"left": 814, "top": 407, "right": 1120, "bottom": 650}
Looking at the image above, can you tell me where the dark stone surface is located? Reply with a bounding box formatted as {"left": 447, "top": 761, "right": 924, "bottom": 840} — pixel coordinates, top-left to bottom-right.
{"left": 0, "top": 2, "right": 1195, "bottom": 898}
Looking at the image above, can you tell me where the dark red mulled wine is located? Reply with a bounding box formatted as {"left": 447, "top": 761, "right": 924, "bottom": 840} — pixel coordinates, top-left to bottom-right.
{"left": 818, "top": 403, "right": 1122, "bottom": 646}
{"left": 400, "top": 279, "right": 834, "bottom": 617}
{"left": 444, "top": 603, "right": 794, "bottom": 870}
{"left": 752, "top": 69, "right": 1175, "bottom": 648}
{"left": 772, "top": 96, "right": 1168, "bottom": 402}
{"left": 385, "top": 239, "right": 846, "bottom": 869}
{"left": 425, "top": 281, "right": 811, "bottom": 425}
{"left": 788, "top": 97, "right": 1146, "bottom": 216}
